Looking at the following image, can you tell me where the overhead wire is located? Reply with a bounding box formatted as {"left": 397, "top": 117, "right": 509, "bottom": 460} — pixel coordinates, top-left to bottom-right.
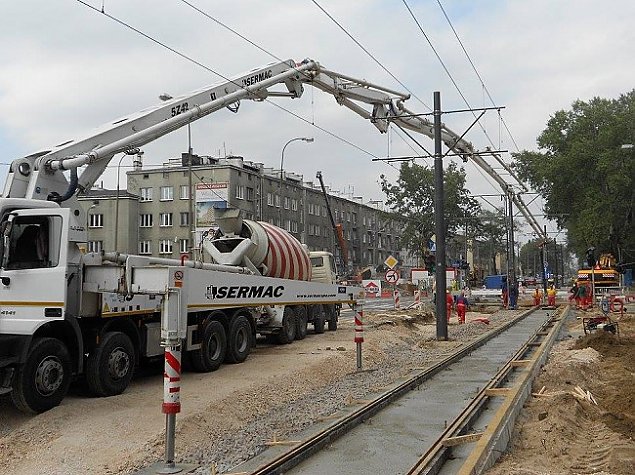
{"left": 309, "top": 0, "right": 432, "bottom": 111}
{"left": 402, "top": 0, "right": 522, "bottom": 182}
{"left": 435, "top": 0, "right": 521, "bottom": 152}
{"left": 76, "top": 0, "right": 394, "bottom": 171}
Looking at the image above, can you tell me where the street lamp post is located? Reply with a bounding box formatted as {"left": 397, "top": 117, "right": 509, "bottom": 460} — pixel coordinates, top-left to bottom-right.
{"left": 279, "top": 137, "right": 313, "bottom": 227}
{"left": 160, "top": 94, "right": 195, "bottom": 257}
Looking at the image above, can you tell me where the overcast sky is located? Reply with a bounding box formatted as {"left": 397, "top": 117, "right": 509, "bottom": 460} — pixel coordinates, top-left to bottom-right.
{"left": 1, "top": 0, "right": 633, "bottom": 243}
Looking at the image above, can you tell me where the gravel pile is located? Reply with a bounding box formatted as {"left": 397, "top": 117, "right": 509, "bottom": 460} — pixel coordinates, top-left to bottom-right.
{"left": 153, "top": 309, "right": 526, "bottom": 474}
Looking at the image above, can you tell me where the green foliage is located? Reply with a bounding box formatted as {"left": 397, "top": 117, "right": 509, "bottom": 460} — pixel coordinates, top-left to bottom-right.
{"left": 380, "top": 161, "right": 480, "bottom": 261}
{"left": 512, "top": 91, "right": 635, "bottom": 262}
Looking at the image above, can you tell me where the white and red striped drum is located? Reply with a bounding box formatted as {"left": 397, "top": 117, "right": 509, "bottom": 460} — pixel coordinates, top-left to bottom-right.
{"left": 255, "top": 221, "right": 312, "bottom": 281}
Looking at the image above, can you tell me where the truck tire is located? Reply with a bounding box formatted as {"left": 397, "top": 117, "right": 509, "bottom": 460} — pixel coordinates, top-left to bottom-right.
{"left": 191, "top": 320, "right": 227, "bottom": 372}
{"left": 326, "top": 305, "right": 338, "bottom": 331}
{"left": 225, "top": 315, "right": 252, "bottom": 364}
{"left": 11, "top": 337, "right": 72, "bottom": 414}
{"left": 86, "top": 332, "right": 135, "bottom": 397}
{"left": 312, "top": 305, "right": 326, "bottom": 334}
{"left": 295, "top": 306, "right": 308, "bottom": 340}
{"left": 276, "top": 307, "right": 296, "bottom": 344}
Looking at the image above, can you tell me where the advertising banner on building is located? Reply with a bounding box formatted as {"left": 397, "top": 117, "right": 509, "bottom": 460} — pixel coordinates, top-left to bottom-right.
{"left": 195, "top": 182, "right": 229, "bottom": 228}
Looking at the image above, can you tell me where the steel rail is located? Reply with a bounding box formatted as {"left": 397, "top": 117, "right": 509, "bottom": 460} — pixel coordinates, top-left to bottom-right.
{"left": 239, "top": 307, "right": 537, "bottom": 475}
{"left": 406, "top": 306, "right": 568, "bottom": 474}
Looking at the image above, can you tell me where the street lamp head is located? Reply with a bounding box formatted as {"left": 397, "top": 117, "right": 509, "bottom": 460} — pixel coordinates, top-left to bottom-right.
{"left": 159, "top": 93, "right": 173, "bottom": 101}
{"left": 302, "top": 137, "right": 314, "bottom": 143}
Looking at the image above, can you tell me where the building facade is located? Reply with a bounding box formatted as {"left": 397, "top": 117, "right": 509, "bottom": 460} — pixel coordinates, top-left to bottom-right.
{"left": 80, "top": 154, "right": 412, "bottom": 276}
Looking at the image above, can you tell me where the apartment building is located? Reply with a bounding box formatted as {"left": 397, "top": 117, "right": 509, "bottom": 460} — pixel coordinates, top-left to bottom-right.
{"left": 80, "top": 153, "right": 411, "bottom": 274}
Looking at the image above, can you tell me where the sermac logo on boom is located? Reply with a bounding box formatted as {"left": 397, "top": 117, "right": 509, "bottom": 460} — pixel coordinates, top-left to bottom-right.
{"left": 206, "top": 285, "right": 284, "bottom": 300}
{"left": 242, "top": 69, "right": 273, "bottom": 87}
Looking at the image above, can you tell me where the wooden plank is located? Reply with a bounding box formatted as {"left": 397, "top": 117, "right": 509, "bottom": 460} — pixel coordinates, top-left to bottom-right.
{"left": 442, "top": 432, "right": 484, "bottom": 447}
{"left": 484, "top": 387, "right": 513, "bottom": 396}
{"left": 510, "top": 359, "right": 533, "bottom": 367}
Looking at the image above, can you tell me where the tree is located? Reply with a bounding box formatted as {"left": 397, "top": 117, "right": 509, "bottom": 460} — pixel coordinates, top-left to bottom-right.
{"left": 512, "top": 91, "right": 635, "bottom": 265}
{"left": 380, "top": 161, "right": 480, "bottom": 263}
{"left": 471, "top": 209, "right": 508, "bottom": 274}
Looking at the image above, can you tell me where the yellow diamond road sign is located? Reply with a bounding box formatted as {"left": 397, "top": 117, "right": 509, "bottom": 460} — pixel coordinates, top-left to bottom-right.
{"left": 384, "top": 255, "right": 398, "bottom": 269}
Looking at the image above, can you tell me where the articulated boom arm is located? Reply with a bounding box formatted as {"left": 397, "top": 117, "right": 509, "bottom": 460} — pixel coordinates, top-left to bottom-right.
{"left": 3, "top": 57, "right": 542, "bottom": 239}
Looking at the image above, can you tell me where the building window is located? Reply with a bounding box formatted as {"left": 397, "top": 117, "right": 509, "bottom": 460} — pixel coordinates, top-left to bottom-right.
{"left": 88, "top": 240, "right": 103, "bottom": 252}
{"left": 159, "top": 239, "right": 173, "bottom": 255}
{"left": 140, "top": 187, "right": 153, "bottom": 202}
{"left": 235, "top": 185, "right": 245, "bottom": 200}
{"left": 291, "top": 221, "right": 298, "bottom": 233}
{"left": 179, "top": 185, "right": 190, "bottom": 200}
{"left": 89, "top": 214, "right": 103, "bottom": 228}
{"left": 283, "top": 196, "right": 290, "bottom": 210}
{"left": 284, "top": 219, "right": 291, "bottom": 232}
{"left": 160, "top": 213, "right": 173, "bottom": 227}
{"left": 180, "top": 212, "right": 189, "bottom": 226}
{"left": 139, "top": 241, "right": 151, "bottom": 255}
{"left": 179, "top": 239, "right": 189, "bottom": 254}
{"left": 267, "top": 192, "right": 274, "bottom": 206}
{"left": 274, "top": 195, "right": 280, "bottom": 208}
{"left": 291, "top": 199, "right": 298, "bottom": 211}
{"left": 246, "top": 187, "right": 255, "bottom": 202}
{"left": 308, "top": 203, "right": 314, "bottom": 215}
{"left": 139, "top": 214, "right": 153, "bottom": 227}
{"left": 160, "top": 186, "right": 174, "bottom": 201}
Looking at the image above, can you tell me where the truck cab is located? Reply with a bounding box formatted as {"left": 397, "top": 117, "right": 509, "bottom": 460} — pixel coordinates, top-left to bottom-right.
{"left": 309, "top": 251, "right": 338, "bottom": 284}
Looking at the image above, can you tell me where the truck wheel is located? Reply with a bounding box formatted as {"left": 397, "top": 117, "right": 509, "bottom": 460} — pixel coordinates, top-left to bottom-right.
{"left": 11, "top": 337, "right": 72, "bottom": 414}
{"left": 276, "top": 307, "right": 296, "bottom": 344}
{"left": 191, "top": 320, "right": 227, "bottom": 372}
{"left": 86, "top": 332, "right": 135, "bottom": 397}
{"left": 295, "top": 307, "right": 308, "bottom": 340}
{"left": 326, "top": 305, "right": 338, "bottom": 331}
{"left": 312, "top": 305, "right": 326, "bottom": 334}
{"left": 225, "top": 315, "right": 252, "bottom": 363}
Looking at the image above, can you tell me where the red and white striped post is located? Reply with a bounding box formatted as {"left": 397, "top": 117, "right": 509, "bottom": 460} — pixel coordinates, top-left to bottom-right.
{"left": 354, "top": 296, "right": 365, "bottom": 371}
{"left": 161, "top": 344, "right": 182, "bottom": 473}
{"left": 394, "top": 289, "right": 401, "bottom": 309}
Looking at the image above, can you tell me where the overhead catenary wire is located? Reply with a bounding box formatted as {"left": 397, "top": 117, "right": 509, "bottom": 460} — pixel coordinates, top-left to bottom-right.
{"left": 309, "top": 0, "right": 432, "bottom": 111}
{"left": 402, "top": 0, "right": 526, "bottom": 188}
{"left": 435, "top": 0, "right": 521, "bottom": 152}
{"left": 75, "top": 0, "right": 400, "bottom": 174}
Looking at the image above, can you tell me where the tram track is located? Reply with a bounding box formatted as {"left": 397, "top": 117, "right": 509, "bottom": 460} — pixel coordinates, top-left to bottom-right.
{"left": 227, "top": 306, "right": 564, "bottom": 475}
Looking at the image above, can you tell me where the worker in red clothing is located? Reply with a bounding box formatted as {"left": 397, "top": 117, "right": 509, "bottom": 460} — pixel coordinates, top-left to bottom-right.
{"left": 456, "top": 291, "right": 469, "bottom": 324}
{"left": 533, "top": 287, "right": 542, "bottom": 306}
{"left": 445, "top": 289, "right": 454, "bottom": 323}
{"left": 547, "top": 284, "right": 557, "bottom": 306}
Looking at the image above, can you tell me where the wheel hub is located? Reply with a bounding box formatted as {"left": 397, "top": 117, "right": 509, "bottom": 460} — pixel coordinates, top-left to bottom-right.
{"left": 35, "top": 357, "right": 64, "bottom": 396}
{"left": 108, "top": 347, "right": 130, "bottom": 380}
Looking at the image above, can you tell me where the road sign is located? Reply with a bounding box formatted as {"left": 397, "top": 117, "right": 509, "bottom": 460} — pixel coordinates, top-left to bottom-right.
{"left": 384, "top": 255, "right": 398, "bottom": 269}
{"left": 385, "top": 269, "right": 399, "bottom": 284}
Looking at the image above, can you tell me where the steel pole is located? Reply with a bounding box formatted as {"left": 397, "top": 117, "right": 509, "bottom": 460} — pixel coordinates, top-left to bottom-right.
{"left": 433, "top": 92, "right": 448, "bottom": 340}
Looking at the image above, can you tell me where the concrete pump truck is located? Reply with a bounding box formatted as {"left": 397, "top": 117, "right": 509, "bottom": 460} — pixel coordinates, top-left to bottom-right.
{"left": 0, "top": 58, "right": 531, "bottom": 414}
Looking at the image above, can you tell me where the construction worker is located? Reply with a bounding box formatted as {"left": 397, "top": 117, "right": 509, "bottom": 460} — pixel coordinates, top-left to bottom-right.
{"left": 533, "top": 286, "right": 542, "bottom": 306}
{"left": 456, "top": 291, "right": 469, "bottom": 324}
{"left": 547, "top": 284, "right": 557, "bottom": 306}
{"left": 575, "top": 283, "right": 587, "bottom": 309}
{"left": 445, "top": 289, "right": 454, "bottom": 323}
{"left": 501, "top": 279, "right": 509, "bottom": 308}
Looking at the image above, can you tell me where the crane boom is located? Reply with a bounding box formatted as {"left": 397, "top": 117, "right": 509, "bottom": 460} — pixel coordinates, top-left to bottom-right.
{"left": 3, "top": 58, "right": 544, "bottom": 238}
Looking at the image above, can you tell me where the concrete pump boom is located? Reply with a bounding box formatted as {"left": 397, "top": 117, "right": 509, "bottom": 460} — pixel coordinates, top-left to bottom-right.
{"left": 3, "top": 58, "right": 544, "bottom": 238}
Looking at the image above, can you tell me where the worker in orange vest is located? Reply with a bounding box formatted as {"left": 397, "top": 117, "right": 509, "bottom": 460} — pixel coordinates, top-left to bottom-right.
{"left": 446, "top": 289, "right": 454, "bottom": 323}
{"left": 456, "top": 291, "right": 469, "bottom": 324}
{"left": 547, "top": 285, "right": 557, "bottom": 306}
{"left": 533, "top": 287, "right": 542, "bottom": 306}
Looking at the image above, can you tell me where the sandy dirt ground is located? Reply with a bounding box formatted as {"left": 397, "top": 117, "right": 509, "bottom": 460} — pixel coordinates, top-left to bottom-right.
{"left": 487, "top": 306, "right": 635, "bottom": 475}
{"left": 2, "top": 299, "right": 631, "bottom": 475}
{"left": 0, "top": 304, "right": 506, "bottom": 475}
